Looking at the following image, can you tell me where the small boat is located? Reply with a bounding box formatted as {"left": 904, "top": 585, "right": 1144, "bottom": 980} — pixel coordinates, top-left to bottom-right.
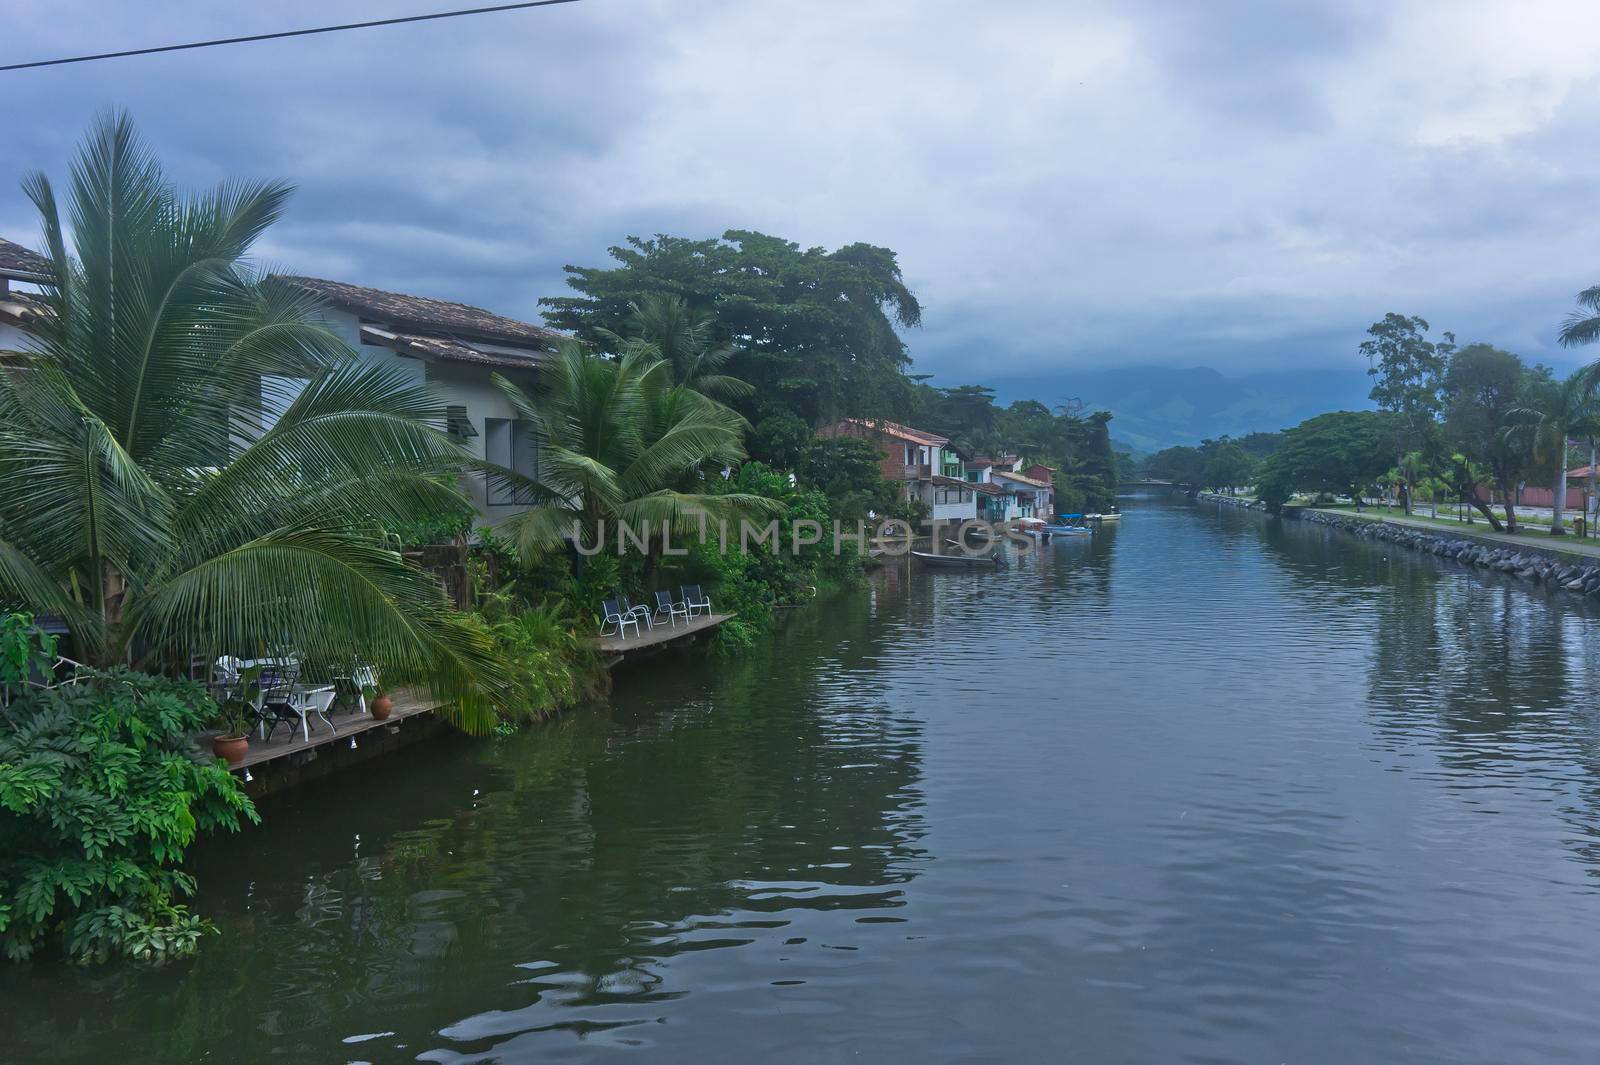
{"left": 1012, "top": 518, "right": 1052, "bottom": 540}
{"left": 1086, "top": 511, "right": 1122, "bottom": 523}
{"left": 1043, "top": 522, "right": 1092, "bottom": 535}
{"left": 911, "top": 549, "right": 1006, "bottom": 569}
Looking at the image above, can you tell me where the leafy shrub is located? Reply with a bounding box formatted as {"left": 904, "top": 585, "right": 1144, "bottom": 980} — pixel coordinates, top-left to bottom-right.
{"left": 682, "top": 462, "right": 865, "bottom": 652}
{"left": 0, "top": 612, "right": 54, "bottom": 692}
{"left": 0, "top": 637, "right": 258, "bottom": 963}
{"left": 456, "top": 600, "right": 608, "bottom": 727}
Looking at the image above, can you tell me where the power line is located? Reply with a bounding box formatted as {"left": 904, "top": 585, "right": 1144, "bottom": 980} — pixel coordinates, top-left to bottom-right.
{"left": 0, "top": 0, "right": 583, "bottom": 73}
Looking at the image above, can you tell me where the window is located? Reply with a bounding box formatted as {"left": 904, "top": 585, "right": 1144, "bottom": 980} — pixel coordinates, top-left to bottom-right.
{"left": 919, "top": 445, "right": 930, "bottom": 465}
{"left": 446, "top": 405, "right": 478, "bottom": 441}
{"left": 904, "top": 443, "right": 914, "bottom": 465}
{"left": 485, "top": 418, "right": 539, "bottom": 505}
{"left": 934, "top": 485, "right": 971, "bottom": 505}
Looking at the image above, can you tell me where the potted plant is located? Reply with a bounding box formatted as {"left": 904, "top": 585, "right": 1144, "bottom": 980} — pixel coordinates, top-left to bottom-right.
{"left": 211, "top": 665, "right": 260, "bottom": 765}
{"left": 369, "top": 683, "right": 393, "bottom": 721}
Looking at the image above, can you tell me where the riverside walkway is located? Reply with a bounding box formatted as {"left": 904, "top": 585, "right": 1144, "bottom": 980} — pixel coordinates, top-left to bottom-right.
{"left": 1312, "top": 508, "right": 1600, "bottom": 562}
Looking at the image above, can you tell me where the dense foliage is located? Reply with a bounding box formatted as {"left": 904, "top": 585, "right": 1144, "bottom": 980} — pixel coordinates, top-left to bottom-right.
{"left": 541, "top": 231, "right": 922, "bottom": 424}
{"left": 487, "top": 341, "right": 776, "bottom": 558}
{"left": 0, "top": 113, "right": 503, "bottom": 729}
{"left": 0, "top": 618, "right": 257, "bottom": 963}
{"left": 541, "top": 230, "right": 1122, "bottom": 516}
{"left": 1255, "top": 411, "right": 1399, "bottom": 511}
{"left": 680, "top": 463, "right": 864, "bottom": 652}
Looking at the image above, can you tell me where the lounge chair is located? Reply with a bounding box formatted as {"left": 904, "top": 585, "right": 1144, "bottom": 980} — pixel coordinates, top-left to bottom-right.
{"left": 681, "top": 584, "right": 712, "bottom": 618}
{"left": 622, "top": 595, "right": 654, "bottom": 629}
{"left": 600, "top": 598, "right": 641, "bottom": 639}
{"left": 653, "top": 589, "right": 690, "bottom": 628}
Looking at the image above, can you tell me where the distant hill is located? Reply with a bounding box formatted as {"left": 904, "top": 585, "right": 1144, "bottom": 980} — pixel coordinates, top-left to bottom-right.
{"left": 987, "top": 365, "right": 1374, "bottom": 453}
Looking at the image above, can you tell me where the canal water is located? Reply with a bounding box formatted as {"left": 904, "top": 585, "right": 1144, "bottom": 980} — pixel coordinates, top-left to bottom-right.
{"left": 10, "top": 494, "right": 1600, "bottom": 1063}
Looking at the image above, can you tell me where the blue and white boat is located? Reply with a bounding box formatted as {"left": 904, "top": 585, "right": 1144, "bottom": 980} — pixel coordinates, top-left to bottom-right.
{"left": 1044, "top": 514, "right": 1092, "bottom": 535}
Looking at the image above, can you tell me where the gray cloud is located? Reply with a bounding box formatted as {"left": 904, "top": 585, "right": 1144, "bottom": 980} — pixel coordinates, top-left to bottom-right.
{"left": 5, "top": 0, "right": 1600, "bottom": 397}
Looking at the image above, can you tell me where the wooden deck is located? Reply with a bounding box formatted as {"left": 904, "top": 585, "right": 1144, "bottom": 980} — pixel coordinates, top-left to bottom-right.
{"left": 222, "top": 689, "right": 437, "bottom": 772}
{"left": 594, "top": 612, "right": 733, "bottom": 659}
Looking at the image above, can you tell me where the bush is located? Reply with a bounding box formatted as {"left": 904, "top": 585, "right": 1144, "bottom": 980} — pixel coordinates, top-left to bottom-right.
{"left": 482, "top": 601, "right": 608, "bottom": 725}
{"left": 683, "top": 462, "right": 865, "bottom": 652}
{"left": 0, "top": 622, "right": 258, "bottom": 963}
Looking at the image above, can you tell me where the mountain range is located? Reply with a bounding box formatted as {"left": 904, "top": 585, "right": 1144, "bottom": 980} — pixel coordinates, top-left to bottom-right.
{"left": 986, "top": 365, "right": 1376, "bottom": 455}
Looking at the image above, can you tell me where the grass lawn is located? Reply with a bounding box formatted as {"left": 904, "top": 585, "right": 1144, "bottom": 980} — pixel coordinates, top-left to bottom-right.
{"left": 1304, "top": 503, "right": 1600, "bottom": 560}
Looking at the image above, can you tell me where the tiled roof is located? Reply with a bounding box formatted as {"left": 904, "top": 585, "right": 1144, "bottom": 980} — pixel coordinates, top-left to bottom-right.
{"left": 0, "top": 237, "right": 50, "bottom": 281}
{"left": 279, "top": 275, "right": 564, "bottom": 350}
{"left": 925, "top": 475, "right": 976, "bottom": 489}
{"left": 0, "top": 289, "right": 48, "bottom": 327}
{"left": 970, "top": 480, "right": 1010, "bottom": 496}
{"left": 825, "top": 417, "right": 949, "bottom": 447}
{"left": 359, "top": 325, "right": 545, "bottom": 370}
{"left": 991, "top": 469, "right": 1051, "bottom": 488}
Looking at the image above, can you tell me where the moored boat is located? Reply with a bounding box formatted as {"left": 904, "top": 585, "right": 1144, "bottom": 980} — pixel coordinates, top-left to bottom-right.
{"left": 911, "top": 549, "right": 1006, "bottom": 569}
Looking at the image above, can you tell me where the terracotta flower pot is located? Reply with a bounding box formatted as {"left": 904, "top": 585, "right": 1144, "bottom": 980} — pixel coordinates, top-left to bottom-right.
{"left": 212, "top": 734, "right": 249, "bottom": 766}
{"left": 371, "top": 694, "right": 394, "bottom": 721}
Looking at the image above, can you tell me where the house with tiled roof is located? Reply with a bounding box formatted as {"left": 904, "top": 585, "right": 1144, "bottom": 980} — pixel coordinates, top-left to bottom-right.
{"left": 0, "top": 237, "right": 51, "bottom": 356}
{"left": 991, "top": 467, "right": 1054, "bottom": 519}
{"left": 272, "top": 275, "right": 564, "bottom": 522}
{"left": 816, "top": 417, "right": 976, "bottom": 519}
{"left": 0, "top": 235, "right": 562, "bottom": 522}
{"left": 961, "top": 453, "right": 1056, "bottom": 520}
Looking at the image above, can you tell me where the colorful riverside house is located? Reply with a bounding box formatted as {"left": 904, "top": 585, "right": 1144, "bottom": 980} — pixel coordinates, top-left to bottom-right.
{"left": 816, "top": 417, "right": 977, "bottom": 520}
{"left": 990, "top": 467, "right": 1054, "bottom": 518}
{"left": 962, "top": 453, "right": 1031, "bottom": 519}
{"left": 275, "top": 276, "right": 565, "bottom": 524}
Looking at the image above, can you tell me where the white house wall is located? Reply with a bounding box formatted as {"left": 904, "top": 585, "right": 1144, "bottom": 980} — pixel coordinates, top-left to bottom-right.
{"left": 0, "top": 320, "right": 30, "bottom": 354}
{"left": 296, "top": 307, "right": 540, "bottom": 526}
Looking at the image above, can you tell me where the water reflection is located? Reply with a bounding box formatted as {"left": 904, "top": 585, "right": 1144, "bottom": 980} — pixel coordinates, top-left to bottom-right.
{"left": 3, "top": 593, "right": 928, "bottom": 1063}
{"left": 11, "top": 496, "right": 1600, "bottom": 1063}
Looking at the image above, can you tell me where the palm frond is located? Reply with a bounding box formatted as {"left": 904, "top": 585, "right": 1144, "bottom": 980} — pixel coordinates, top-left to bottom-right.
{"left": 127, "top": 526, "right": 506, "bottom": 731}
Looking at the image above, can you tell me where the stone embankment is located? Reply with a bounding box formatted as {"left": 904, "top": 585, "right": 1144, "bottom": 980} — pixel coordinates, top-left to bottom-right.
{"left": 1196, "top": 492, "right": 1600, "bottom": 599}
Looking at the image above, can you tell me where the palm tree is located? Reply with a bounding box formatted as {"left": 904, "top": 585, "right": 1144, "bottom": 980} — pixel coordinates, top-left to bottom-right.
{"left": 1504, "top": 372, "right": 1599, "bottom": 536}
{"left": 1558, "top": 289, "right": 1600, "bottom": 535}
{"left": 0, "top": 112, "right": 502, "bottom": 727}
{"left": 487, "top": 342, "right": 776, "bottom": 557}
{"left": 599, "top": 295, "right": 754, "bottom": 407}
{"left": 1559, "top": 286, "right": 1600, "bottom": 349}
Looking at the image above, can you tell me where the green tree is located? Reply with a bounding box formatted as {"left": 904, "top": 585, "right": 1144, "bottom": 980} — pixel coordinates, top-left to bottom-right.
{"left": 488, "top": 343, "right": 777, "bottom": 560}
{"left": 0, "top": 618, "right": 258, "bottom": 963}
{"left": 1503, "top": 370, "right": 1600, "bottom": 536}
{"left": 1441, "top": 343, "right": 1531, "bottom": 531}
{"left": 1255, "top": 411, "right": 1398, "bottom": 512}
{"left": 598, "top": 294, "right": 754, "bottom": 407}
{"left": 748, "top": 405, "right": 814, "bottom": 469}
{"left": 1202, "top": 442, "right": 1255, "bottom": 494}
{"left": 1557, "top": 285, "right": 1600, "bottom": 349}
{"left": 541, "top": 232, "right": 921, "bottom": 425}
{"left": 0, "top": 113, "right": 499, "bottom": 724}
{"left": 1236, "top": 431, "right": 1286, "bottom": 461}
{"left": 1147, "top": 445, "right": 1206, "bottom": 491}
{"left": 1556, "top": 285, "right": 1600, "bottom": 535}
{"left": 1360, "top": 313, "right": 1454, "bottom": 513}
{"left": 800, "top": 437, "right": 897, "bottom": 521}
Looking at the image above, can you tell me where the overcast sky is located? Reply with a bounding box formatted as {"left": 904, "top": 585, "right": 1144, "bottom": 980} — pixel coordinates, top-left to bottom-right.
{"left": 6, "top": 0, "right": 1600, "bottom": 386}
